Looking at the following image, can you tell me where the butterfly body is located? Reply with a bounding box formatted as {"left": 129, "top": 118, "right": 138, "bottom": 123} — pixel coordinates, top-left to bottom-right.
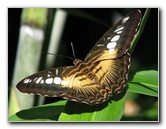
{"left": 16, "top": 10, "right": 142, "bottom": 105}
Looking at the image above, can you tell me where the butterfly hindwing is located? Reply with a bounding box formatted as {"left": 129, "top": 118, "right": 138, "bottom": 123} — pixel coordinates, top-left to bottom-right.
{"left": 88, "top": 53, "right": 130, "bottom": 95}
{"left": 61, "top": 61, "right": 109, "bottom": 104}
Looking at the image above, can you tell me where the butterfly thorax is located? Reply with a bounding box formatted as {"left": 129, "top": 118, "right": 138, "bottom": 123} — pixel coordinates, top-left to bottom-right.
{"left": 73, "top": 59, "right": 82, "bottom": 66}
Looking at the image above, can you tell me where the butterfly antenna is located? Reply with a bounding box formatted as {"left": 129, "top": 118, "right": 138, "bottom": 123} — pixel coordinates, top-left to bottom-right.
{"left": 42, "top": 52, "right": 74, "bottom": 60}
{"left": 71, "top": 42, "right": 76, "bottom": 59}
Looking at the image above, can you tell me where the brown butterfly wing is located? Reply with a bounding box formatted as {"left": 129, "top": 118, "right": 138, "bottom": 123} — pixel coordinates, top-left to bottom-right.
{"left": 89, "top": 53, "right": 130, "bottom": 96}
{"left": 62, "top": 53, "right": 131, "bottom": 105}
{"left": 60, "top": 61, "right": 110, "bottom": 104}
{"left": 83, "top": 10, "right": 141, "bottom": 97}
{"left": 16, "top": 64, "right": 109, "bottom": 105}
{"left": 16, "top": 66, "right": 71, "bottom": 97}
{"left": 85, "top": 10, "right": 141, "bottom": 61}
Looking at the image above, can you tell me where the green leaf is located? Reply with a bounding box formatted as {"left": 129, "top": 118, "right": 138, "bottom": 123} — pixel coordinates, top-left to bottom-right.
{"left": 59, "top": 92, "right": 127, "bottom": 121}
{"left": 130, "top": 8, "right": 151, "bottom": 54}
{"left": 128, "top": 70, "right": 158, "bottom": 97}
{"left": 8, "top": 100, "right": 67, "bottom": 122}
{"left": 140, "top": 101, "right": 158, "bottom": 119}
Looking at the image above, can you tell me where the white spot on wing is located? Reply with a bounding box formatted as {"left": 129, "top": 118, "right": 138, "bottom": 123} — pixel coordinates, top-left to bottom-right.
{"left": 47, "top": 73, "right": 51, "bottom": 78}
{"left": 97, "top": 44, "right": 104, "bottom": 47}
{"left": 23, "top": 78, "right": 31, "bottom": 83}
{"left": 56, "top": 69, "right": 58, "bottom": 75}
{"left": 35, "top": 77, "right": 43, "bottom": 84}
{"left": 116, "top": 31, "right": 123, "bottom": 34}
{"left": 107, "top": 36, "right": 111, "bottom": 40}
{"left": 45, "top": 78, "right": 53, "bottom": 84}
{"left": 107, "top": 42, "right": 117, "bottom": 49}
{"left": 111, "top": 35, "right": 120, "bottom": 42}
{"left": 41, "top": 80, "right": 44, "bottom": 84}
{"left": 114, "top": 25, "right": 124, "bottom": 33}
{"left": 108, "top": 48, "right": 115, "bottom": 54}
{"left": 122, "top": 16, "right": 130, "bottom": 23}
{"left": 54, "top": 77, "right": 61, "bottom": 84}
{"left": 33, "top": 77, "right": 38, "bottom": 81}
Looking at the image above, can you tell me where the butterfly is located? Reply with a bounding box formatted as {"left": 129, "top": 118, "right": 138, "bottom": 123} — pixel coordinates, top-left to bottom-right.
{"left": 16, "top": 10, "right": 142, "bottom": 105}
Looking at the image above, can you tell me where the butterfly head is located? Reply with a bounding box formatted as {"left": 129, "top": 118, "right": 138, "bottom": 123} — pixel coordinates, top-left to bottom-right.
{"left": 73, "top": 59, "right": 82, "bottom": 66}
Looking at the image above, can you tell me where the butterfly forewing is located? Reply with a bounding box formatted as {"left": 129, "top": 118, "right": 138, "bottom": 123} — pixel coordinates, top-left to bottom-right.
{"left": 85, "top": 10, "right": 141, "bottom": 61}
{"left": 17, "top": 64, "right": 109, "bottom": 104}
{"left": 16, "top": 10, "right": 142, "bottom": 105}
{"left": 16, "top": 67, "right": 71, "bottom": 97}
